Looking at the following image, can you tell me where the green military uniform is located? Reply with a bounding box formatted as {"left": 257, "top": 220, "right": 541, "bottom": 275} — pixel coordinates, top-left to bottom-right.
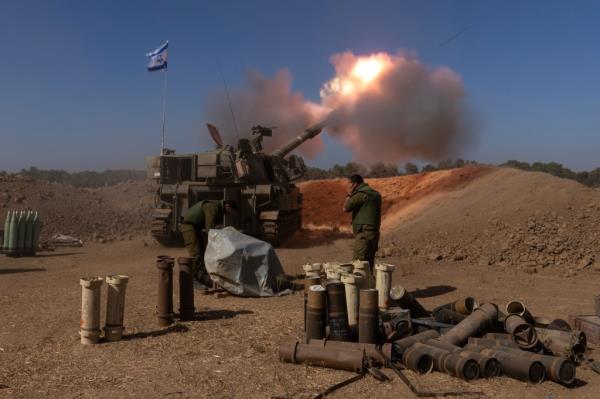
{"left": 343, "top": 182, "right": 382, "bottom": 271}
{"left": 180, "top": 200, "right": 224, "bottom": 277}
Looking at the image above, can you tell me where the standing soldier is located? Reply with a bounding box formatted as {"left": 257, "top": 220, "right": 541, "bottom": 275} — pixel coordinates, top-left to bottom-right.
{"left": 180, "top": 199, "right": 238, "bottom": 285}
{"left": 343, "top": 174, "right": 381, "bottom": 271}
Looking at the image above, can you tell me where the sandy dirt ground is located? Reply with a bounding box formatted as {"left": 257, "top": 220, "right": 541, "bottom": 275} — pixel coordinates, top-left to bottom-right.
{"left": 1, "top": 234, "right": 599, "bottom": 399}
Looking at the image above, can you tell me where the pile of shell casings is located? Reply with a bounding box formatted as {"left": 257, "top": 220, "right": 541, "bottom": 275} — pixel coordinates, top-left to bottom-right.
{"left": 280, "top": 266, "right": 585, "bottom": 386}
{"left": 2, "top": 210, "right": 41, "bottom": 257}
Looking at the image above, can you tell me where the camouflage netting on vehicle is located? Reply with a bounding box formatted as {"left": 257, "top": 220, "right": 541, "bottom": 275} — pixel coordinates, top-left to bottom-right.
{"left": 204, "top": 227, "right": 290, "bottom": 297}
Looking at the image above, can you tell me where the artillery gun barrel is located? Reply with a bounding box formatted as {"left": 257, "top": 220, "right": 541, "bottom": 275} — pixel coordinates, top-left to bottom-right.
{"left": 271, "top": 123, "right": 324, "bottom": 158}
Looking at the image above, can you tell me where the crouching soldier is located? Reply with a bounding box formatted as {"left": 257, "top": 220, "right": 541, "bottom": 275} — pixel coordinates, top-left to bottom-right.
{"left": 180, "top": 199, "right": 238, "bottom": 286}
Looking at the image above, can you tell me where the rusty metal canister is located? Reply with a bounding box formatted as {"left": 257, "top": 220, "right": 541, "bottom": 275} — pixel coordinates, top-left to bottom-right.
{"left": 358, "top": 288, "right": 379, "bottom": 344}
{"left": 439, "top": 303, "right": 498, "bottom": 346}
{"left": 279, "top": 341, "right": 364, "bottom": 372}
{"left": 341, "top": 273, "right": 363, "bottom": 336}
{"left": 327, "top": 282, "right": 350, "bottom": 341}
{"left": 389, "top": 285, "right": 430, "bottom": 317}
{"left": 468, "top": 337, "right": 520, "bottom": 349}
{"left": 504, "top": 314, "right": 539, "bottom": 349}
{"left": 433, "top": 297, "right": 478, "bottom": 316}
{"left": 401, "top": 345, "right": 435, "bottom": 374}
{"left": 535, "top": 327, "right": 587, "bottom": 362}
{"left": 156, "top": 256, "right": 175, "bottom": 327}
{"left": 392, "top": 329, "right": 440, "bottom": 357}
{"left": 469, "top": 340, "right": 576, "bottom": 385}
{"left": 443, "top": 352, "right": 481, "bottom": 380}
{"left": 505, "top": 300, "right": 535, "bottom": 324}
{"left": 306, "top": 285, "right": 327, "bottom": 341}
{"left": 303, "top": 276, "right": 322, "bottom": 332}
{"left": 483, "top": 332, "right": 512, "bottom": 340}
{"left": 433, "top": 308, "right": 467, "bottom": 325}
{"left": 406, "top": 343, "right": 458, "bottom": 374}
{"left": 177, "top": 257, "right": 195, "bottom": 321}
{"left": 464, "top": 345, "right": 546, "bottom": 383}
{"left": 425, "top": 339, "right": 501, "bottom": 378}
{"left": 307, "top": 339, "right": 392, "bottom": 366}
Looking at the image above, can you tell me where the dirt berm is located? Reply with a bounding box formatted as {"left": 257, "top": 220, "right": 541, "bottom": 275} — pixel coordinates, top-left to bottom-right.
{"left": 299, "top": 166, "right": 600, "bottom": 276}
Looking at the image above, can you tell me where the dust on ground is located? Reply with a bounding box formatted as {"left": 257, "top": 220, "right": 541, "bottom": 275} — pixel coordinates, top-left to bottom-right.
{"left": 1, "top": 166, "right": 600, "bottom": 398}
{"left": 1, "top": 238, "right": 599, "bottom": 399}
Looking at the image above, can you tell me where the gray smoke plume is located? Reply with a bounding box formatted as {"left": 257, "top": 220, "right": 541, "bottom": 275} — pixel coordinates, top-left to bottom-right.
{"left": 204, "top": 69, "right": 327, "bottom": 157}
{"left": 204, "top": 52, "right": 475, "bottom": 163}
{"left": 321, "top": 52, "right": 474, "bottom": 163}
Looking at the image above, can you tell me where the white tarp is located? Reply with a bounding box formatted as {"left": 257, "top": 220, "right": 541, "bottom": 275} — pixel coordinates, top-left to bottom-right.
{"left": 204, "top": 227, "right": 290, "bottom": 297}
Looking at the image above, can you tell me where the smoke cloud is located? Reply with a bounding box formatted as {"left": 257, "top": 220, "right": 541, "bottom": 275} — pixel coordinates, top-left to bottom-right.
{"left": 204, "top": 51, "right": 474, "bottom": 163}
{"left": 321, "top": 52, "right": 473, "bottom": 163}
{"left": 204, "top": 69, "right": 327, "bottom": 157}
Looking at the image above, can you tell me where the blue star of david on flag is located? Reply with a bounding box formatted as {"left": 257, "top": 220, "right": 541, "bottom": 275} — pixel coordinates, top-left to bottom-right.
{"left": 146, "top": 41, "right": 168, "bottom": 72}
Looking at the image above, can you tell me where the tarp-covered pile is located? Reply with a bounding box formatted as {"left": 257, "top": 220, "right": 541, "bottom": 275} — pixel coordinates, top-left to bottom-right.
{"left": 204, "top": 227, "right": 290, "bottom": 297}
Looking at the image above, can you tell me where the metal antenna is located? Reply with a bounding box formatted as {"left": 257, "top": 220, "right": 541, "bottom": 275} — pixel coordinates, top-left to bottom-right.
{"left": 217, "top": 61, "right": 240, "bottom": 140}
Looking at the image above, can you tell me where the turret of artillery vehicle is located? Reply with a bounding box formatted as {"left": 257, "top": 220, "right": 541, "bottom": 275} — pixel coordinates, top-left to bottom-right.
{"left": 147, "top": 123, "right": 324, "bottom": 246}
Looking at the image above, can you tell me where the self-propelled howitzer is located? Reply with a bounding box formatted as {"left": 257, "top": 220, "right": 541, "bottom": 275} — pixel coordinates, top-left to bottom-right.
{"left": 146, "top": 123, "right": 324, "bottom": 246}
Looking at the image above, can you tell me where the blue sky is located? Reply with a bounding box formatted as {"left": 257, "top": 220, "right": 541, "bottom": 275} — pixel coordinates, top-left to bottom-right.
{"left": 1, "top": 0, "right": 599, "bottom": 172}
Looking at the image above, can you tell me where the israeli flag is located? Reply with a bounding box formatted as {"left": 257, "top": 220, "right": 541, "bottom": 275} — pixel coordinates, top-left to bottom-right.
{"left": 146, "top": 41, "right": 168, "bottom": 71}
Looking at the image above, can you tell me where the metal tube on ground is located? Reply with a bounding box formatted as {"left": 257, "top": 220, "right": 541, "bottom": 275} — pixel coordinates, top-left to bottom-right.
{"left": 425, "top": 339, "right": 501, "bottom": 378}
{"left": 439, "top": 303, "right": 498, "bottom": 346}
{"left": 401, "top": 345, "right": 435, "bottom": 374}
{"left": 156, "top": 256, "right": 174, "bottom": 327}
{"left": 468, "top": 337, "right": 520, "bottom": 349}
{"left": 177, "top": 257, "right": 195, "bottom": 321}
{"left": 80, "top": 277, "right": 104, "bottom": 345}
{"left": 433, "top": 297, "right": 479, "bottom": 316}
{"left": 306, "top": 285, "right": 327, "bottom": 341}
{"left": 389, "top": 285, "right": 430, "bottom": 317}
{"left": 341, "top": 273, "right": 363, "bottom": 337}
{"left": 279, "top": 341, "right": 364, "bottom": 372}
{"left": 358, "top": 288, "right": 379, "bottom": 344}
{"left": 464, "top": 344, "right": 546, "bottom": 383}
{"left": 407, "top": 343, "right": 480, "bottom": 380}
{"left": 303, "top": 276, "right": 321, "bottom": 332}
{"left": 505, "top": 300, "right": 535, "bottom": 324}
{"left": 535, "top": 327, "right": 587, "bottom": 362}
{"left": 504, "top": 314, "right": 539, "bottom": 349}
{"left": 392, "top": 329, "right": 440, "bottom": 358}
{"left": 327, "top": 282, "right": 350, "bottom": 341}
{"left": 483, "top": 332, "right": 513, "bottom": 340}
{"left": 375, "top": 263, "right": 395, "bottom": 310}
{"left": 468, "top": 340, "right": 576, "bottom": 385}
{"left": 104, "top": 275, "right": 129, "bottom": 342}
{"left": 433, "top": 308, "right": 467, "bottom": 325}
{"left": 547, "top": 318, "right": 572, "bottom": 332}
{"left": 534, "top": 316, "right": 552, "bottom": 328}
{"left": 307, "top": 339, "right": 392, "bottom": 366}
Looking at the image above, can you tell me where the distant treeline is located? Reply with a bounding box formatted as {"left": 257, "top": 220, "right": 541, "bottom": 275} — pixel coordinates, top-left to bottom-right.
{"left": 303, "top": 159, "right": 480, "bottom": 180}
{"left": 13, "top": 167, "right": 146, "bottom": 187}
{"left": 6, "top": 159, "right": 600, "bottom": 188}
{"left": 501, "top": 160, "right": 600, "bottom": 188}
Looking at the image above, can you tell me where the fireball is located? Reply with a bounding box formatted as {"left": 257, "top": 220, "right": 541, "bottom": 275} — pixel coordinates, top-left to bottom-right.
{"left": 320, "top": 53, "right": 391, "bottom": 101}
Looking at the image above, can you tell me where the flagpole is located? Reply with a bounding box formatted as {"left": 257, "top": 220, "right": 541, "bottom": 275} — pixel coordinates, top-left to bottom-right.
{"left": 160, "top": 68, "right": 168, "bottom": 155}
